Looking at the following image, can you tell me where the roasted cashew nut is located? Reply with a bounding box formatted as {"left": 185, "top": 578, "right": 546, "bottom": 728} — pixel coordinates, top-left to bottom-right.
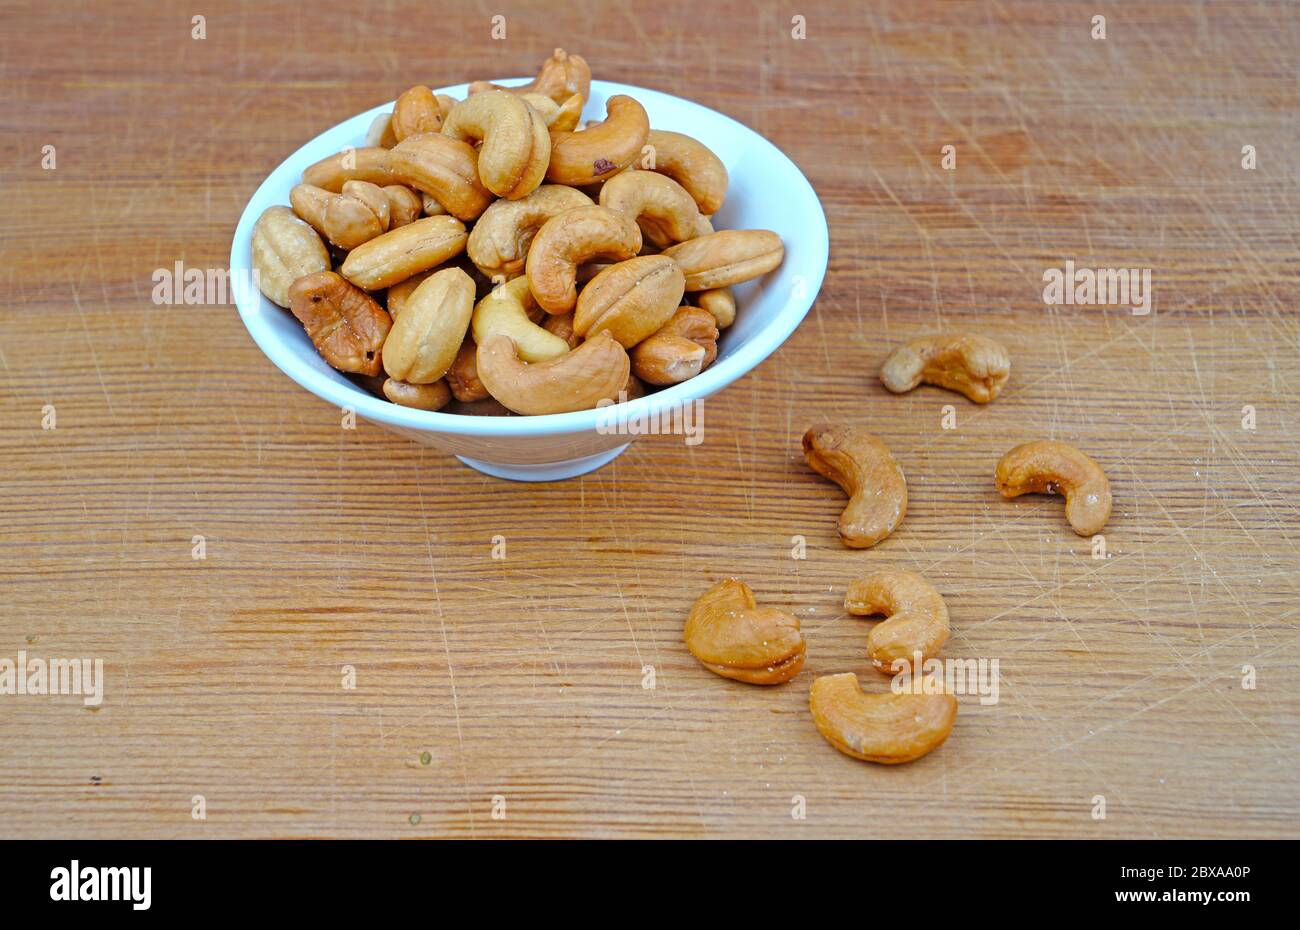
{"left": 809, "top": 673, "right": 957, "bottom": 764}
{"left": 803, "top": 425, "right": 907, "bottom": 549}
{"left": 881, "top": 332, "right": 1011, "bottom": 404}
{"left": 386, "top": 132, "right": 494, "bottom": 221}
{"left": 643, "top": 129, "right": 729, "bottom": 215}
{"left": 391, "top": 85, "right": 445, "bottom": 142}
{"left": 525, "top": 205, "right": 642, "bottom": 313}
{"left": 250, "top": 206, "right": 330, "bottom": 308}
{"left": 845, "top": 571, "right": 950, "bottom": 673}
{"left": 302, "top": 147, "right": 397, "bottom": 192}
{"left": 476, "top": 332, "right": 630, "bottom": 415}
{"left": 441, "top": 90, "right": 550, "bottom": 200}
{"left": 470, "top": 48, "right": 592, "bottom": 108}
{"left": 573, "top": 255, "right": 685, "bottom": 348}
{"left": 466, "top": 184, "right": 592, "bottom": 281}
{"left": 290, "top": 181, "right": 389, "bottom": 250}
{"left": 630, "top": 306, "right": 719, "bottom": 385}
{"left": 382, "top": 378, "right": 451, "bottom": 411}
{"left": 995, "top": 440, "right": 1112, "bottom": 536}
{"left": 471, "top": 277, "right": 570, "bottom": 363}
{"left": 287, "top": 272, "right": 391, "bottom": 377}
{"left": 598, "top": 170, "right": 704, "bottom": 249}
{"left": 693, "top": 286, "right": 736, "bottom": 329}
{"left": 684, "top": 579, "right": 806, "bottom": 685}
{"left": 518, "top": 92, "right": 584, "bottom": 132}
{"left": 381, "top": 267, "right": 476, "bottom": 384}
{"left": 661, "top": 230, "right": 784, "bottom": 291}
{"left": 383, "top": 185, "right": 423, "bottom": 228}
{"left": 339, "top": 215, "right": 468, "bottom": 291}
{"left": 546, "top": 95, "right": 650, "bottom": 186}
{"left": 445, "top": 339, "right": 489, "bottom": 402}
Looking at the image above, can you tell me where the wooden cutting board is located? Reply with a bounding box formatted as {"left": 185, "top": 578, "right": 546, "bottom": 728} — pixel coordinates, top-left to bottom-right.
{"left": 1, "top": 0, "right": 1296, "bottom": 838}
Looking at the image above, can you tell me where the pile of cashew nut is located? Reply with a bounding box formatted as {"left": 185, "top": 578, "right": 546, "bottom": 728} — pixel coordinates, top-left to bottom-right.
{"left": 684, "top": 331, "right": 1114, "bottom": 766}
{"left": 251, "top": 48, "right": 786, "bottom": 415}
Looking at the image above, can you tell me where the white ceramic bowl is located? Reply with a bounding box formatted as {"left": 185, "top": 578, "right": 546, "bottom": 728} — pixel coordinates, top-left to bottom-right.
{"left": 231, "top": 79, "right": 828, "bottom": 481}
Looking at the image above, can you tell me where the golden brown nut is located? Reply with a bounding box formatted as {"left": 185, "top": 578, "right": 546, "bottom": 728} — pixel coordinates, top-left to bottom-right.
{"left": 809, "top": 673, "right": 956, "bottom": 764}
{"left": 382, "top": 267, "right": 476, "bottom": 384}
{"left": 995, "top": 440, "right": 1112, "bottom": 536}
{"left": 684, "top": 578, "right": 806, "bottom": 685}
{"left": 598, "top": 170, "right": 705, "bottom": 249}
{"left": 470, "top": 48, "right": 591, "bottom": 107}
{"left": 466, "top": 184, "right": 593, "bottom": 281}
{"left": 661, "top": 230, "right": 784, "bottom": 291}
{"left": 541, "top": 311, "right": 579, "bottom": 349}
{"left": 287, "top": 271, "right": 391, "bottom": 376}
{"left": 472, "top": 277, "right": 570, "bottom": 363}
{"left": 386, "top": 133, "right": 494, "bottom": 221}
{"left": 476, "top": 332, "right": 629, "bottom": 415}
{"left": 383, "top": 185, "right": 423, "bottom": 228}
{"left": 573, "top": 255, "right": 685, "bottom": 348}
{"left": 525, "top": 205, "right": 642, "bottom": 314}
{"left": 520, "top": 91, "right": 584, "bottom": 132}
{"left": 441, "top": 90, "right": 550, "bottom": 199}
{"left": 546, "top": 96, "right": 650, "bottom": 186}
{"left": 391, "top": 85, "right": 445, "bottom": 142}
{"left": 844, "top": 571, "right": 950, "bottom": 673}
{"left": 382, "top": 378, "right": 452, "bottom": 411}
{"left": 385, "top": 269, "right": 434, "bottom": 318}
{"left": 250, "top": 206, "right": 330, "bottom": 308}
{"left": 643, "top": 129, "right": 729, "bottom": 215}
{"left": 802, "top": 425, "right": 907, "bottom": 549}
{"left": 445, "top": 339, "right": 489, "bottom": 402}
{"left": 339, "top": 215, "right": 468, "bottom": 291}
{"left": 289, "top": 182, "right": 389, "bottom": 250}
{"left": 693, "top": 286, "right": 736, "bottom": 329}
{"left": 881, "top": 333, "right": 1011, "bottom": 404}
{"left": 301, "top": 147, "right": 396, "bottom": 192}
{"left": 630, "top": 305, "right": 719, "bottom": 385}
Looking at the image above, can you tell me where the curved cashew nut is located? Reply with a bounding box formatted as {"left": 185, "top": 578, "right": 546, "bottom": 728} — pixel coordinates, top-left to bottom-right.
{"left": 661, "top": 230, "right": 784, "bottom": 291}
{"left": 573, "top": 255, "right": 685, "bottom": 348}
{"left": 466, "top": 184, "right": 592, "bottom": 281}
{"left": 382, "top": 378, "right": 452, "bottom": 411}
{"left": 381, "top": 267, "right": 476, "bottom": 384}
{"left": 302, "top": 147, "right": 397, "bottom": 192}
{"left": 391, "top": 85, "right": 445, "bottom": 142}
{"left": 386, "top": 132, "right": 494, "bottom": 221}
{"left": 598, "top": 170, "right": 704, "bottom": 248}
{"left": 643, "top": 129, "right": 729, "bottom": 215}
{"left": 290, "top": 181, "right": 389, "bottom": 249}
{"left": 802, "top": 425, "right": 907, "bottom": 549}
{"left": 693, "top": 286, "right": 736, "bottom": 329}
{"left": 995, "top": 440, "right": 1111, "bottom": 536}
{"left": 471, "top": 277, "right": 570, "bottom": 363}
{"left": 845, "top": 571, "right": 950, "bottom": 673}
{"left": 810, "top": 673, "right": 957, "bottom": 764}
{"left": 684, "top": 579, "right": 806, "bottom": 685}
{"left": 476, "top": 332, "right": 630, "bottom": 415}
{"left": 441, "top": 90, "right": 550, "bottom": 199}
{"left": 546, "top": 96, "right": 650, "bottom": 186}
{"left": 525, "top": 205, "right": 642, "bottom": 313}
{"left": 470, "top": 48, "right": 592, "bottom": 108}
{"left": 881, "top": 332, "right": 1011, "bottom": 404}
{"left": 630, "top": 306, "right": 719, "bottom": 385}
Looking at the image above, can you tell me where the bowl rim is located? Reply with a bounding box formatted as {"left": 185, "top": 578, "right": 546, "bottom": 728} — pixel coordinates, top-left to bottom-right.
{"left": 230, "top": 78, "right": 828, "bottom": 437}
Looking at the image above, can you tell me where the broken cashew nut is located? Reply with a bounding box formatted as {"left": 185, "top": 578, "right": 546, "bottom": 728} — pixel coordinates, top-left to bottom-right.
{"left": 630, "top": 306, "right": 719, "bottom": 385}
{"left": 475, "top": 331, "right": 630, "bottom": 415}
{"left": 466, "top": 184, "right": 592, "bottom": 281}
{"left": 525, "top": 205, "right": 642, "bottom": 314}
{"left": 809, "top": 673, "right": 957, "bottom": 764}
{"left": 845, "top": 570, "right": 950, "bottom": 673}
{"left": 693, "top": 287, "right": 736, "bottom": 329}
{"left": 802, "top": 425, "right": 907, "bottom": 549}
{"left": 684, "top": 578, "right": 806, "bottom": 685}
{"left": 471, "top": 277, "right": 570, "bottom": 363}
{"left": 598, "top": 169, "right": 704, "bottom": 249}
{"left": 546, "top": 95, "right": 650, "bottom": 186}
{"left": 995, "top": 440, "right": 1112, "bottom": 536}
{"left": 441, "top": 90, "right": 551, "bottom": 200}
{"left": 881, "top": 332, "right": 1011, "bottom": 404}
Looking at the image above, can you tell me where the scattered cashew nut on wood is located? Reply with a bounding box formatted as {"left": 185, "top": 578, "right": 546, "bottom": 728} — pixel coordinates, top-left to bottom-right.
{"left": 845, "top": 570, "right": 951, "bottom": 673}
{"left": 995, "top": 440, "right": 1112, "bottom": 536}
{"left": 880, "top": 332, "right": 1011, "bottom": 404}
{"left": 809, "top": 673, "right": 957, "bottom": 765}
{"left": 684, "top": 579, "right": 806, "bottom": 685}
{"left": 802, "top": 425, "right": 908, "bottom": 549}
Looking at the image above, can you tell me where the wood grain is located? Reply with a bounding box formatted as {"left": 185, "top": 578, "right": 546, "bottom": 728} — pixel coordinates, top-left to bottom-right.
{"left": 1, "top": 0, "right": 1297, "bottom": 838}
